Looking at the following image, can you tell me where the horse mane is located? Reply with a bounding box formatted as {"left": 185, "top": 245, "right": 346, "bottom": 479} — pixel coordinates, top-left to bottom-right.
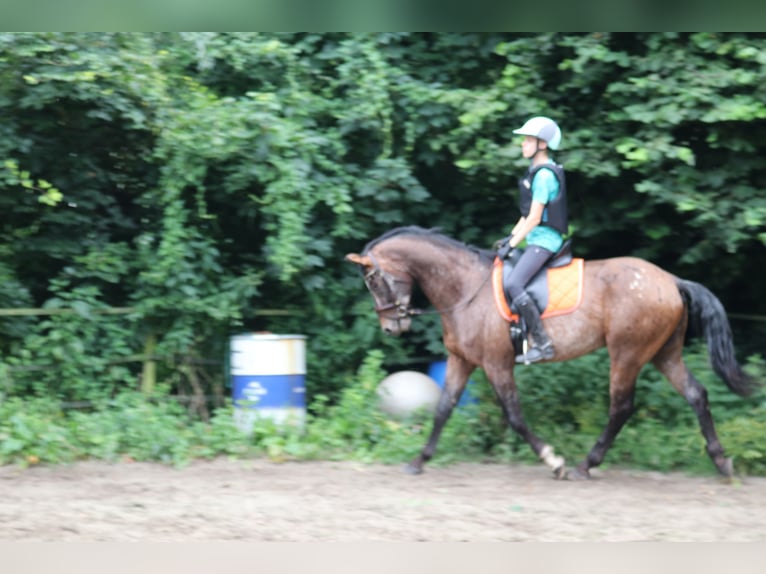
{"left": 362, "top": 225, "right": 495, "bottom": 263}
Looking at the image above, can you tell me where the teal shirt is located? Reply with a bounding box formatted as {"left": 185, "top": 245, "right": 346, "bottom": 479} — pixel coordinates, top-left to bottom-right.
{"left": 526, "top": 161, "right": 564, "bottom": 252}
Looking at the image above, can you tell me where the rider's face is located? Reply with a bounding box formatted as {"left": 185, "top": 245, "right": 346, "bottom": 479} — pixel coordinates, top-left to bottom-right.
{"left": 521, "top": 136, "right": 546, "bottom": 159}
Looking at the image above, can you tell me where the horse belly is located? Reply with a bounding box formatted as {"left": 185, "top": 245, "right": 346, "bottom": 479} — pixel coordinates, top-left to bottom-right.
{"left": 546, "top": 312, "right": 606, "bottom": 361}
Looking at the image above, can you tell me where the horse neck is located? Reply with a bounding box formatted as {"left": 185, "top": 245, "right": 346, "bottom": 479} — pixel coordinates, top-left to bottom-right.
{"left": 383, "top": 237, "right": 487, "bottom": 309}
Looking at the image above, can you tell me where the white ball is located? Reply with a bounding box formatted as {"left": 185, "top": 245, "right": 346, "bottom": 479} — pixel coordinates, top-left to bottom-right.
{"left": 376, "top": 370, "right": 442, "bottom": 419}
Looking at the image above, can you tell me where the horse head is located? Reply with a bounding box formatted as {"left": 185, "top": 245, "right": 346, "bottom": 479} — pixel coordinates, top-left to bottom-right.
{"left": 345, "top": 251, "right": 415, "bottom": 336}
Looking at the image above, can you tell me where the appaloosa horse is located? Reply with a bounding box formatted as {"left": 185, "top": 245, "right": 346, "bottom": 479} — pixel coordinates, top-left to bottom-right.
{"left": 345, "top": 226, "right": 755, "bottom": 479}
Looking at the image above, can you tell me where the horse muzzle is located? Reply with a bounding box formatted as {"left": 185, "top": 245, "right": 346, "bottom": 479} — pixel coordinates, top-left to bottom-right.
{"left": 380, "top": 315, "right": 412, "bottom": 336}
{"left": 375, "top": 302, "right": 414, "bottom": 336}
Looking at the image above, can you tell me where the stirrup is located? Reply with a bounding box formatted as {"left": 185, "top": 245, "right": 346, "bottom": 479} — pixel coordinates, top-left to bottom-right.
{"left": 515, "top": 342, "right": 554, "bottom": 365}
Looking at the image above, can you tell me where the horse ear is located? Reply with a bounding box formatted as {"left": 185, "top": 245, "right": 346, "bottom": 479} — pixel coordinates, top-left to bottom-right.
{"left": 345, "top": 253, "right": 371, "bottom": 267}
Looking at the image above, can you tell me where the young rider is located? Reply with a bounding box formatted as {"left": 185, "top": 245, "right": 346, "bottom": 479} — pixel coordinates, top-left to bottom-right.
{"left": 500, "top": 116, "right": 568, "bottom": 364}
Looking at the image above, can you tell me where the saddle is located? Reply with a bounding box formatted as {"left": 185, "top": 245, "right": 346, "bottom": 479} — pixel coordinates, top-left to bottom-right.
{"left": 491, "top": 239, "right": 584, "bottom": 322}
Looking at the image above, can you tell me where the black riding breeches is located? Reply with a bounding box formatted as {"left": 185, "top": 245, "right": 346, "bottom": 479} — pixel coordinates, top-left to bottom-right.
{"left": 506, "top": 245, "right": 555, "bottom": 300}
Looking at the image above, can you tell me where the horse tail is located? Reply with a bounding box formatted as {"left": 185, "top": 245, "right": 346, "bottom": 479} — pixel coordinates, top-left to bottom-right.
{"left": 676, "top": 279, "right": 755, "bottom": 397}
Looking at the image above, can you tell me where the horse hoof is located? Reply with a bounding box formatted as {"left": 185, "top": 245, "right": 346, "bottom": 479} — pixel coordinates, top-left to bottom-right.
{"left": 565, "top": 466, "right": 591, "bottom": 481}
{"left": 403, "top": 462, "right": 423, "bottom": 475}
{"left": 552, "top": 465, "right": 567, "bottom": 480}
{"left": 717, "top": 457, "right": 734, "bottom": 479}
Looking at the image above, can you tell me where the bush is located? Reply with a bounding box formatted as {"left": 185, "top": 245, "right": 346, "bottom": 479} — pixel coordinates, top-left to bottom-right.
{"left": 69, "top": 391, "right": 195, "bottom": 465}
{"left": 0, "top": 397, "right": 76, "bottom": 466}
{"left": 716, "top": 415, "right": 766, "bottom": 475}
{"left": 0, "top": 346, "right": 763, "bottom": 477}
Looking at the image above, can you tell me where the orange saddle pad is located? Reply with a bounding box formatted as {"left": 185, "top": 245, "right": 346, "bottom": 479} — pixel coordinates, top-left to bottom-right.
{"left": 492, "top": 257, "right": 585, "bottom": 322}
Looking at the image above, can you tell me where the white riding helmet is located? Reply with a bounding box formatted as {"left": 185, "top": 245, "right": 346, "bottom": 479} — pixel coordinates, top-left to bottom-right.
{"left": 513, "top": 116, "right": 562, "bottom": 150}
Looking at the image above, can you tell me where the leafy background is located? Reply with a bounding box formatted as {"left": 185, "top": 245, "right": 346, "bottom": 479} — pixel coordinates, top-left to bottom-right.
{"left": 1, "top": 33, "right": 764, "bottom": 473}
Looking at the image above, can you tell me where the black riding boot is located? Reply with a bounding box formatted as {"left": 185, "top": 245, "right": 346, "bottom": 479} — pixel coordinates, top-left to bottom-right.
{"left": 514, "top": 292, "right": 555, "bottom": 364}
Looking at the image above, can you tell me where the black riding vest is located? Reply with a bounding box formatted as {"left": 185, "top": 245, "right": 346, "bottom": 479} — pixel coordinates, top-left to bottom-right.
{"left": 518, "top": 163, "right": 568, "bottom": 235}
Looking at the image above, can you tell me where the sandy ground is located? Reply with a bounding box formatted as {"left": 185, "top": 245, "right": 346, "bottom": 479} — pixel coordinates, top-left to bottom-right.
{"left": 1, "top": 457, "right": 765, "bottom": 542}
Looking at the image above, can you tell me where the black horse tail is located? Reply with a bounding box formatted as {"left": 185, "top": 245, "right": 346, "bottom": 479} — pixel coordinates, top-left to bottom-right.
{"left": 677, "top": 279, "right": 755, "bottom": 397}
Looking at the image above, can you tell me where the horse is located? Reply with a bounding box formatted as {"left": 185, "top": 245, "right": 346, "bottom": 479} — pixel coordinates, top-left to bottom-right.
{"left": 345, "top": 226, "right": 756, "bottom": 480}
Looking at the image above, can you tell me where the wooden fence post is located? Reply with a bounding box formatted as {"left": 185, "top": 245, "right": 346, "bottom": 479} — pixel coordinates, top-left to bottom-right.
{"left": 142, "top": 333, "right": 157, "bottom": 394}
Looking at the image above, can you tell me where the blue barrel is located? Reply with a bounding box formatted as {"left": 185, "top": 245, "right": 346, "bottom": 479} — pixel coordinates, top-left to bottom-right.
{"left": 229, "top": 333, "right": 306, "bottom": 430}
{"left": 427, "top": 360, "right": 477, "bottom": 407}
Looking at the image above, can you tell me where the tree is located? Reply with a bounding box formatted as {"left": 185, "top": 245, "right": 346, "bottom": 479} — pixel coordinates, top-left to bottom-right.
{"left": 1, "top": 33, "right": 763, "bottom": 405}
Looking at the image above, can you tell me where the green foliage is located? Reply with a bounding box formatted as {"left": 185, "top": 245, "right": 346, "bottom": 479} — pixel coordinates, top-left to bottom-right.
{"left": 509, "top": 346, "right": 766, "bottom": 474}
{"left": 296, "top": 349, "right": 504, "bottom": 465}
{"left": 0, "top": 33, "right": 764, "bottom": 475}
{"left": 132, "top": 198, "right": 262, "bottom": 355}
{"left": 304, "top": 349, "right": 416, "bottom": 462}
{"left": 188, "top": 405, "right": 254, "bottom": 459}
{"left": 716, "top": 416, "right": 766, "bottom": 475}
{"left": 0, "top": 346, "right": 764, "bottom": 476}
{"left": 0, "top": 261, "right": 35, "bottom": 343}
{"left": 0, "top": 389, "right": 254, "bottom": 467}
{"left": 69, "top": 391, "right": 195, "bottom": 464}
{"left": 0, "top": 397, "right": 76, "bottom": 466}
{"left": 2, "top": 280, "right": 138, "bottom": 402}
{"left": 2, "top": 159, "right": 62, "bottom": 206}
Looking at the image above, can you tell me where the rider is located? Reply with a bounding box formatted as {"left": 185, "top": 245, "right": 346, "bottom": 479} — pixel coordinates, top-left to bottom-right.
{"left": 499, "top": 116, "right": 568, "bottom": 364}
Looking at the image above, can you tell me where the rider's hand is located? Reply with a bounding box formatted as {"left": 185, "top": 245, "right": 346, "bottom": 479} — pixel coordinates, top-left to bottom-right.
{"left": 496, "top": 237, "right": 513, "bottom": 260}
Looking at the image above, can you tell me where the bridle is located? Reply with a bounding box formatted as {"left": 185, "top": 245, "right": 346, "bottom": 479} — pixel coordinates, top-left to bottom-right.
{"left": 363, "top": 252, "right": 422, "bottom": 321}
{"left": 363, "top": 251, "right": 492, "bottom": 322}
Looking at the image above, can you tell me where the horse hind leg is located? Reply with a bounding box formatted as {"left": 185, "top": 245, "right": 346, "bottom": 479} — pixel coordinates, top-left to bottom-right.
{"left": 568, "top": 361, "right": 639, "bottom": 480}
{"left": 652, "top": 342, "right": 733, "bottom": 478}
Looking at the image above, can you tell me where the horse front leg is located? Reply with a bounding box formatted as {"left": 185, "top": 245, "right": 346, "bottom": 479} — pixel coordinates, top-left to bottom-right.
{"left": 490, "top": 366, "right": 567, "bottom": 479}
{"left": 405, "top": 354, "right": 472, "bottom": 475}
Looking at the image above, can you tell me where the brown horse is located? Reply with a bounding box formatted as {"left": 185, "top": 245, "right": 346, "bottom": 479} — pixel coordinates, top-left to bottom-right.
{"left": 345, "top": 226, "right": 755, "bottom": 479}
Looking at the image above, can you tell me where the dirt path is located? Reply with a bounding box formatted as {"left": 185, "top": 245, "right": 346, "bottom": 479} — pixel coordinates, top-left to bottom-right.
{"left": 1, "top": 458, "right": 765, "bottom": 541}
